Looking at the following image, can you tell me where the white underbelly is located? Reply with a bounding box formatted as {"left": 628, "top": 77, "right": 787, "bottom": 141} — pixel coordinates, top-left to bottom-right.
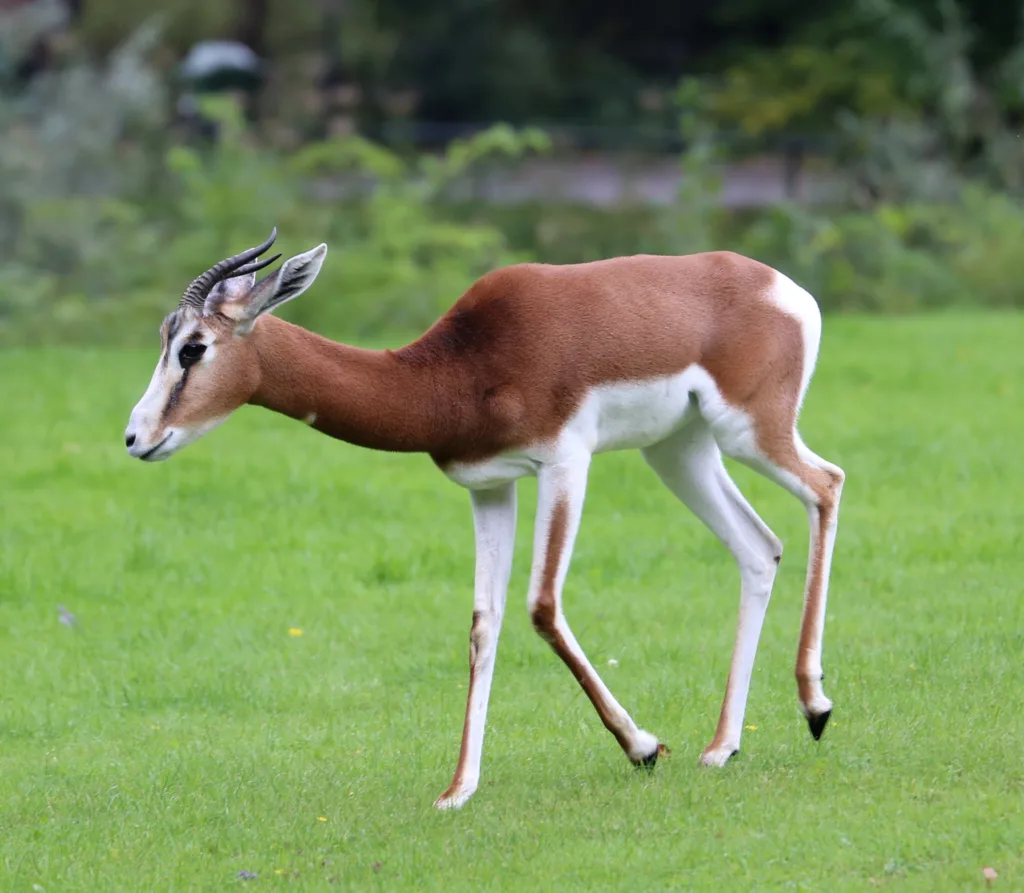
{"left": 443, "top": 365, "right": 730, "bottom": 489}
{"left": 579, "top": 368, "right": 707, "bottom": 453}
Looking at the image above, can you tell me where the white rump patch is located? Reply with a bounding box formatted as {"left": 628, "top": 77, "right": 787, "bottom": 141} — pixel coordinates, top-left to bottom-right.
{"left": 765, "top": 270, "right": 822, "bottom": 412}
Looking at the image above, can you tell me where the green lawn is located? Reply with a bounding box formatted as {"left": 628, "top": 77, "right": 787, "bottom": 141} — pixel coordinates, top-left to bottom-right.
{"left": 1, "top": 313, "right": 1023, "bottom": 891}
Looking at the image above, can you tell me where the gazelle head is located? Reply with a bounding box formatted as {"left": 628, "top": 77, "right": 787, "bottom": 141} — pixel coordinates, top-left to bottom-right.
{"left": 125, "top": 227, "right": 327, "bottom": 461}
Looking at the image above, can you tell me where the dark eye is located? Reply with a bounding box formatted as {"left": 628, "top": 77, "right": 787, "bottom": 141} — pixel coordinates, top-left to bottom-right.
{"left": 179, "top": 342, "right": 207, "bottom": 367}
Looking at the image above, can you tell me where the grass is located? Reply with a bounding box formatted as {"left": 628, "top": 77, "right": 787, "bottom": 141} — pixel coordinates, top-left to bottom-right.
{"left": 1, "top": 312, "right": 1023, "bottom": 891}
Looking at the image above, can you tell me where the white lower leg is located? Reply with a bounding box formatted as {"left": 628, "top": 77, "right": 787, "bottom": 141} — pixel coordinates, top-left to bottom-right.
{"left": 796, "top": 498, "right": 841, "bottom": 720}
{"left": 642, "top": 430, "right": 782, "bottom": 767}
{"left": 700, "top": 555, "right": 777, "bottom": 766}
{"left": 434, "top": 610, "right": 502, "bottom": 810}
{"left": 435, "top": 483, "right": 516, "bottom": 810}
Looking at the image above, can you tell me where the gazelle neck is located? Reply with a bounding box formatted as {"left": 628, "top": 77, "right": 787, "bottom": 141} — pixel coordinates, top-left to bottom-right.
{"left": 248, "top": 315, "right": 459, "bottom": 454}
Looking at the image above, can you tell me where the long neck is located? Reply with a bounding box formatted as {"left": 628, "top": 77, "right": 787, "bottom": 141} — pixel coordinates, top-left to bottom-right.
{"left": 248, "top": 315, "right": 463, "bottom": 454}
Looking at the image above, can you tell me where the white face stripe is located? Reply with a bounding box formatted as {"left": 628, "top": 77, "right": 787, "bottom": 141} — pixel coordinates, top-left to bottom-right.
{"left": 127, "top": 311, "right": 218, "bottom": 457}
{"left": 132, "top": 347, "right": 177, "bottom": 427}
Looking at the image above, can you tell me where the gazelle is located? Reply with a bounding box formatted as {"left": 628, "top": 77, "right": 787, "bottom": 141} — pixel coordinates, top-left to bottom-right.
{"left": 125, "top": 227, "right": 845, "bottom": 810}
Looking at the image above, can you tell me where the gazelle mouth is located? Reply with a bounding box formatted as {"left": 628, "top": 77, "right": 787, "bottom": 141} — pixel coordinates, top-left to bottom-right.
{"left": 138, "top": 434, "right": 172, "bottom": 461}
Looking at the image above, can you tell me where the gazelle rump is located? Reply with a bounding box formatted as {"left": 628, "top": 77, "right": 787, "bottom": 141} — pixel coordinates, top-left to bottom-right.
{"left": 125, "top": 228, "right": 845, "bottom": 810}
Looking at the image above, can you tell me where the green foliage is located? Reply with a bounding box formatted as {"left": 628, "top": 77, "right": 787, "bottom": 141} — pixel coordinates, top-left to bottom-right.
{"left": 0, "top": 31, "right": 551, "bottom": 345}
{"left": 283, "top": 122, "right": 550, "bottom": 333}
{"left": 7, "top": 2, "right": 1024, "bottom": 344}
{"left": 77, "top": 0, "right": 322, "bottom": 56}
{"left": 710, "top": 40, "right": 905, "bottom": 138}
{"left": 734, "top": 186, "right": 1024, "bottom": 312}
{"left": 452, "top": 66, "right": 1024, "bottom": 316}
{"left": 0, "top": 16, "right": 170, "bottom": 343}
{"left": 18, "top": 0, "right": 1024, "bottom": 147}
{"left": 156, "top": 103, "right": 550, "bottom": 338}
{"left": 675, "top": 0, "right": 1024, "bottom": 312}
{"left": 736, "top": 202, "right": 960, "bottom": 312}
{"left": 656, "top": 78, "right": 727, "bottom": 256}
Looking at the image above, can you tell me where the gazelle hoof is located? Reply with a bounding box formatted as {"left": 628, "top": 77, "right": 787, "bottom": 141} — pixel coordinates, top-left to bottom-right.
{"left": 631, "top": 741, "right": 670, "bottom": 771}
{"left": 433, "top": 785, "right": 476, "bottom": 811}
{"left": 806, "top": 708, "right": 832, "bottom": 741}
{"left": 699, "top": 744, "right": 739, "bottom": 767}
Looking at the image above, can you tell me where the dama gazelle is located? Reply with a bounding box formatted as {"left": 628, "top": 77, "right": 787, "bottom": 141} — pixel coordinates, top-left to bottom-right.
{"left": 125, "top": 228, "right": 845, "bottom": 809}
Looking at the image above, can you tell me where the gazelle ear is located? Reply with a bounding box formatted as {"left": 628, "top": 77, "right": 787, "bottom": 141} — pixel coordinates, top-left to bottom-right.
{"left": 249, "top": 244, "right": 328, "bottom": 316}
{"left": 220, "top": 244, "right": 328, "bottom": 332}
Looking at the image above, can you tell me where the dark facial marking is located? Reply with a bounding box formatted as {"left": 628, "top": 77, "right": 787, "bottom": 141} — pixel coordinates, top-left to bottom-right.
{"left": 162, "top": 366, "right": 190, "bottom": 421}
{"left": 161, "top": 328, "right": 211, "bottom": 422}
{"left": 160, "top": 334, "right": 199, "bottom": 420}
{"left": 161, "top": 313, "right": 182, "bottom": 368}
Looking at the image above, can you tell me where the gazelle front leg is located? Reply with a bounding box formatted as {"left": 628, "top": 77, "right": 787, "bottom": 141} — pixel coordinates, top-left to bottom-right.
{"left": 434, "top": 483, "right": 517, "bottom": 810}
{"left": 528, "top": 455, "right": 661, "bottom": 766}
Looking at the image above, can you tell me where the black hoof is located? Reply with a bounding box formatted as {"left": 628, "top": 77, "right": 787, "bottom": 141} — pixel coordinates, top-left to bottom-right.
{"left": 632, "top": 742, "right": 668, "bottom": 771}
{"left": 634, "top": 749, "right": 659, "bottom": 771}
{"left": 807, "top": 709, "right": 832, "bottom": 741}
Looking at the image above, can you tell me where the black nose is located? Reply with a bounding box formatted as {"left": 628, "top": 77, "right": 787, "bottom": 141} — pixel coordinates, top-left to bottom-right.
{"left": 125, "top": 433, "right": 136, "bottom": 448}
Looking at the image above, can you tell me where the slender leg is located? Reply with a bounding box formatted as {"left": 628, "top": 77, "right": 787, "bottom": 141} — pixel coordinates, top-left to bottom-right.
{"left": 528, "top": 455, "right": 661, "bottom": 765}
{"left": 642, "top": 421, "right": 783, "bottom": 766}
{"left": 722, "top": 427, "right": 845, "bottom": 738}
{"left": 789, "top": 439, "right": 845, "bottom": 733}
{"left": 434, "top": 483, "right": 517, "bottom": 810}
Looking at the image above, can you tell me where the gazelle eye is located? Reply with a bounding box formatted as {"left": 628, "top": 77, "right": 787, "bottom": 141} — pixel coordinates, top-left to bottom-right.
{"left": 179, "top": 342, "right": 207, "bottom": 368}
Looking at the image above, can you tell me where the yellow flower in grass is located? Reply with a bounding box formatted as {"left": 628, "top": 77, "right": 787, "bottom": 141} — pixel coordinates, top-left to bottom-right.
{"left": 318, "top": 816, "right": 327, "bottom": 822}
{"left": 745, "top": 725, "right": 758, "bottom": 731}
{"left": 288, "top": 628, "right": 303, "bottom": 637}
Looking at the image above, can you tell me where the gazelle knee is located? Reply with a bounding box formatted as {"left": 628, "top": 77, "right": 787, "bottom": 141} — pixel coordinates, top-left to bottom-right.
{"left": 824, "top": 461, "right": 845, "bottom": 490}
{"left": 810, "top": 462, "right": 844, "bottom": 517}
{"left": 742, "top": 526, "right": 783, "bottom": 583}
{"left": 740, "top": 553, "right": 780, "bottom": 595}
{"left": 823, "top": 463, "right": 845, "bottom": 499}
{"left": 529, "top": 589, "right": 558, "bottom": 644}
{"left": 469, "top": 609, "right": 499, "bottom": 664}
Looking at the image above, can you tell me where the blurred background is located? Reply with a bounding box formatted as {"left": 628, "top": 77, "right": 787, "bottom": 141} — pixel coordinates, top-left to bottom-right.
{"left": 1, "top": 0, "right": 1022, "bottom": 346}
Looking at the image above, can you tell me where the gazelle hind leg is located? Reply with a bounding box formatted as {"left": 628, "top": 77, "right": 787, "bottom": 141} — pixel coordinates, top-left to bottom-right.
{"left": 720, "top": 424, "right": 845, "bottom": 739}
{"left": 642, "top": 421, "right": 783, "bottom": 766}
{"left": 528, "top": 454, "right": 661, "bottom": 766}
{"left": 759, "top": 272, "right": 845, "bottom": 735}
{"left": 790, "top": 437, "right": 844, "bottom": 735}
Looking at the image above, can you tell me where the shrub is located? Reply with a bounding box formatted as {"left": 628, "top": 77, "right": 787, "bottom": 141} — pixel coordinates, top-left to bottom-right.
{"left": 3, "top": 4, "right": 1024, "bottom": 347}
{"left": 0, "top": 33, "right": 551, "bottom": 345}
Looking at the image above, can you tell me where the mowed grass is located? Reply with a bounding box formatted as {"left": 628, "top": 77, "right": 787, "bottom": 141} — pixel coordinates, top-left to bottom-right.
{"left": 1, "top": 313, "right": 1023, "bottom": 892}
